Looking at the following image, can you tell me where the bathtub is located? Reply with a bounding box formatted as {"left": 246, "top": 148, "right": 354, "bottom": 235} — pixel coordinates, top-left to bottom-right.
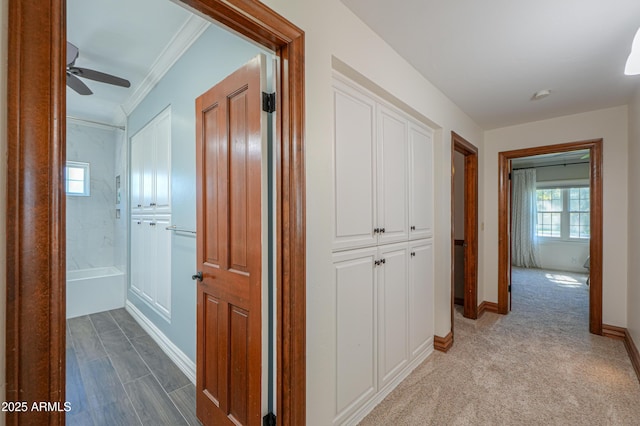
{"left": 66, "top": 266, "right": 126, "bottom": 318}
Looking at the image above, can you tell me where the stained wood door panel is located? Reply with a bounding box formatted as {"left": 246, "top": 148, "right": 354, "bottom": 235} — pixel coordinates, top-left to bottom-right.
{"left": 196, "top": 55, "right": 264, "bottom": 426}
{"left": 229, "top": 89, "right": 250, "bottom": 273}
{"left": 203, "top": 103, "right": 221, "bottom": 266}
{"left": 202, "top": 295, "right": 220, "bottom": 405}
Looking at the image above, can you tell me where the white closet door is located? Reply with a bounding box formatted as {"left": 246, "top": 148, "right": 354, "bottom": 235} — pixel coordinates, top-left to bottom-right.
{"left": 154, "top": 110, "right": 172, "bottom": 213}
{"left": 408, "top": 123, "right": 433, "bottom": 240}
{"left": 377, "top": 106, "right": 408, "bottom": 245}
{"left": 141, "top": 128, "right": 156, "bottom": 212}
{"left": 333, "top": 247, "right": 378, "bottom": 421}
{"left": 153, "top": 215, "right": 172, "bottom": 317}
{"left": 130, "top": 134, "right": 145, "bottom": 212}
{"left": 377, "top": 242, "right": 409, "bottom": 389}
{"left": 332, "top": 81, "right": 377, "bottom": 251}
{"left": 409, "top": 239, "right": 434, "bottom": 359}
{"left": 130, "top": 218, "right": 144, "bottom": 294}
{"left": 141, "top": 218, "right": 156, "bottom": 303}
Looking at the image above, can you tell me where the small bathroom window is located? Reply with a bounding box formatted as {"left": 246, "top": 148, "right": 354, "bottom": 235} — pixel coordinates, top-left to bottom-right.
{"left": 66, "top": 161, "right": 91, "bottom": 196}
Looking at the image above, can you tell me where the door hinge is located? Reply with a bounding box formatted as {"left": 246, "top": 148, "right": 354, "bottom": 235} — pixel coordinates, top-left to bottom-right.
{"left": 262, "top": 92, "right": 276, "bottom": 113}
{"left": 508, "top": 172, "right": 511, "bottom": 180}
{"left": 263, "top": 412, "right": 276, "bottom": 426}
{"left": 508, "top": 284, "right": 512, "bottom": 292}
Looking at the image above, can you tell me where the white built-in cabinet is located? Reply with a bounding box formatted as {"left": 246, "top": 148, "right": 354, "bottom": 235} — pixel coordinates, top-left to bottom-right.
{"left": 131, "top": 107, "right": 171, "bottom": 214}
{"left": 332, "top": 75, "right": 434, "bottom": 425}
{"left": 332, "top": 80, "right": 433, "bottom": 252}
{"left": 130, "top": 107, "right": 172, "bottom": 319}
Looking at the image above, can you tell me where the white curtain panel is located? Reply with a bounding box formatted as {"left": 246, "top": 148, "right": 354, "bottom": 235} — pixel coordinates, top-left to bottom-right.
{"left": 511, "top": 169, "right": 541, "bottom": 268}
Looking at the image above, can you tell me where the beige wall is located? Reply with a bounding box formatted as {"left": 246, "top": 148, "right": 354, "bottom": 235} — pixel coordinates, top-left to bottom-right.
{"left": 628, "top": 86, "right": 640, "bottom": 347}
{"left": 484, "top": 106, "right": 629, "bottom": 327}
{"left": 1, "top": 0, "right": 7, "bottom": 423}
{"left": 261, "top": 0, "right": 484, "bottom": 423}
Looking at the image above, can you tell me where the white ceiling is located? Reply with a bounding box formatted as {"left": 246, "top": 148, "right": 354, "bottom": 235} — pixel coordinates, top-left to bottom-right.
{"left": 67, "top": 0, "right": 196, "bottom": 125}
{"left": 341, "top": 0, "right": 640, "bottom": 129}
{"left": 69, "top": 1, "right": 640, "bottom": 130}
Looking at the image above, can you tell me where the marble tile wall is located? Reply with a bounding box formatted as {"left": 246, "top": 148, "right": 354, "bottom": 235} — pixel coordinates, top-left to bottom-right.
{"left": 66, "top": 123, "right": 124, "bottom": 271}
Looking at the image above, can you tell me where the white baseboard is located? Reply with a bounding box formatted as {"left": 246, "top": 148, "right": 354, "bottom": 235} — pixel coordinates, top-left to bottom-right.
{"left": 126, "top": 301, "right": 196, "bottom": 384}
{"left": 340, "top": 342, "right": 434, "bottom": 426}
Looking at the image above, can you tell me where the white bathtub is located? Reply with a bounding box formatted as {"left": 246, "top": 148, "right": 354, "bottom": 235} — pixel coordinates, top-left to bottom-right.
{"left": 66, "top": 266, "right": 126, "bottom": 318}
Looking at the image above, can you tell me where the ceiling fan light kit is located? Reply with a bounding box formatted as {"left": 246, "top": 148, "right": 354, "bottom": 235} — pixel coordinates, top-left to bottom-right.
{"left": 625, "top": 26, "right": 640, "bottom": 76}
{"left": 66, "top": 42, "right": 131, "bottom": 95}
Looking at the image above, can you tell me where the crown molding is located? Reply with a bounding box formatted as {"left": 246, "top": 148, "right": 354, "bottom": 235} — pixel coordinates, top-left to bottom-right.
{"left": 121, "top": 14, "right": 210, "bottom": 116}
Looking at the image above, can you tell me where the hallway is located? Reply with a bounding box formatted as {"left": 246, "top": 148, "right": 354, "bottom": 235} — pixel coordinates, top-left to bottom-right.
{"left": 360, "top": 268, "right": 640, "bottom": 425}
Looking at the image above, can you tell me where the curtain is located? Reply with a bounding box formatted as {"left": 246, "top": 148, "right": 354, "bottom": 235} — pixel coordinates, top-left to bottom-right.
{"left": 511, "top": 169, "right": 541, "bottom": 268}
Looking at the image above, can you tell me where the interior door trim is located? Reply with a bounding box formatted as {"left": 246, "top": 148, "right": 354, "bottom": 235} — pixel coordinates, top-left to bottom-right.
{"left": 450, "top": 132, "right": 479, "bottom": 333}
{"left": 5, "top": 0, "right": 306, "bottom": 424}
{"left": 497, "top": 139, "right": 602, "bottom": 334}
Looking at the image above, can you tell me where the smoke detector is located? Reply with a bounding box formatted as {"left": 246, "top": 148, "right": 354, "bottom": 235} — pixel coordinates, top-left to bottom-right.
{"left": 531, "top": 89, "right": 551, "bottom": 100}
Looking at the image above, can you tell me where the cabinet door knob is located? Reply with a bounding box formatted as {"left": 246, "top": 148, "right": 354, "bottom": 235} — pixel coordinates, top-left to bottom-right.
{"left": 380, "top": 228, "right": 385, "bottom": 233}
{"left": 150, "top": 202, "right": 156, "bottom": 206}
{"left": 137, "top": 204, "right": 142, "bottom": 208}
{"left": 192, "top": 271, "right": 203, "bottom": 282}
{"left": 411, "top": 225, "right": 415, "bottom": 231}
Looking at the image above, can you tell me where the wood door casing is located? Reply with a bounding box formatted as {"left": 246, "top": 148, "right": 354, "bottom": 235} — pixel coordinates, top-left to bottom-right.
{"left": 497, "top": 139, "right": 603, "bottom": 334}
{"left": 196, "top": 56, "right": 264, "bottom": 426}
{"left": 7, "top": 1, "right": 306, "bottom": 425}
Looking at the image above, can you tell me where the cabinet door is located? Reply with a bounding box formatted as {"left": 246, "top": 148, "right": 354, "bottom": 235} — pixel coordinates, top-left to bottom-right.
{"left": 377, "top": 106, "right": 408, "bottom": 245}
{"left": 409, "top": 124, "right": 433, "bottom": 240}
{"left": 141, "top": 128, "right": 156, "bottom": 212}
{"left": 332, "top": 81, "right": 377, "bottom": 251}
{"left": 333, "top": 247, "right": 377, "bottom": 421}
{"left": 154, "top": 110, "right": 171, "bottom": 213}
{"left": 141, "top": 218, "right": 156, "bottom": 303}
{"left": 377, "top": 243, "right": 409, "bottom": 389}
{"left": 130, "top": 218, "right": 144, "bottom": 294}
{"left": 153, "top": 216, "right": 172, "bottom": 317}
{"left": 409, "top": 239, "right": 434, "bottom": 358}
{"left": 131, "top": 133, "right": 145, "bottom": 212}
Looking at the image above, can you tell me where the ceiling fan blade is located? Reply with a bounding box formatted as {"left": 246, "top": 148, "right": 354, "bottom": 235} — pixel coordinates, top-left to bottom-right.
{"left": 66, "top": 72, "right": 93, "bottom": 95}
{"left": 66, "top": 42, "right": 79, "bottom": 66}
{"left": 68, "top": 66, "right": 131, "bottom": 88}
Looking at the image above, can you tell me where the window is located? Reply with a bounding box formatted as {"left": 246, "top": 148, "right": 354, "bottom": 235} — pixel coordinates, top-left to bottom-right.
{"left": 536, "top": 188, "right": 562, "bottom": 237}
{"left": 66, "top": 161, "right": 90, "bottom": 196}
{"left": 569, "top": 187, "right": 590, "bottom": 238}
{"left": 536, "top": 186, "right": 589, "bottom": 240}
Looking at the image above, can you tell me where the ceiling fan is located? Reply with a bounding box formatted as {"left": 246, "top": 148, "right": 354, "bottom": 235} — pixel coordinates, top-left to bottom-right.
{"left": 66, "top": 42, "right": 131, "bottom": 95}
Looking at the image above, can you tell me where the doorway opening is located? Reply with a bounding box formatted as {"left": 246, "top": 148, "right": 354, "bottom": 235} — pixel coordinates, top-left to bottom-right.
{"left": 6, "top": 0, "right": 305, "bottom": 424}
{"left": 450, "top": 132, "right": 479, "bottom": 332}
{"left": 498, "top": 139, "right": 603, "bottom": 335}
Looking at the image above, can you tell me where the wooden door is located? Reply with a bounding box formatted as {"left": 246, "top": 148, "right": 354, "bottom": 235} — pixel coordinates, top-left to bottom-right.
{"left": 195, "top": 55, "right": 265, "bottom": 426}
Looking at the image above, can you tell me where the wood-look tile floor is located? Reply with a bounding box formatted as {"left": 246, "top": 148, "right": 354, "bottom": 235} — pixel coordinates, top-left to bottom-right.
{"left": 66, "top": 308, "right": 202, "bottom": 426}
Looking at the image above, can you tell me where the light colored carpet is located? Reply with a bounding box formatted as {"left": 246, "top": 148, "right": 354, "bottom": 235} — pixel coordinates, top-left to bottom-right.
{"left": 359, "top": 267, "right": 640, "bottom": 425}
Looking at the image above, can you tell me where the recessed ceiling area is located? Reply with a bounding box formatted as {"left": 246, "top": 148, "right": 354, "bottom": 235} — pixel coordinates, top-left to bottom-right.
{"left": 341, "top": 0, "right": 640, "bottom": 129}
